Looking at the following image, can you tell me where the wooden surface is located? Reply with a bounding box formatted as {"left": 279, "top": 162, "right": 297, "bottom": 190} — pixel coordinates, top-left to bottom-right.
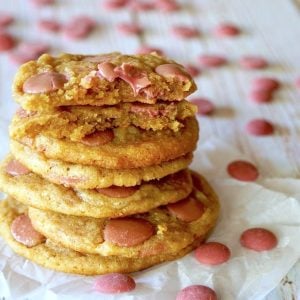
{"left": 0, "top": 0, "right": 299, "bottom": 299}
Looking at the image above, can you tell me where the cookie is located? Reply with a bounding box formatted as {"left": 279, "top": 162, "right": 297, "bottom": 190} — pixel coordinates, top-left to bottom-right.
{"left": 11, "top": 141, "right": 192, "bottom": 189}
{"left": 0, "top": 199, "right": 203, "bottom": 275}
{"left": 0, "top": 156, "right": 193, "bottom": 218}
{"left": 29, "top": 175, "right": 219, "bottom": 257}
{"left": 13, "top": 52, "right": 197, "bottom": 112}
{"left": 14, "top": 117, "right": 199, "bottom": 169}
{"left": 27, "top": 172, "right": 219, "bottom": 258}
{"left": 10, "top": 101, "right": 197, "bottom": 142}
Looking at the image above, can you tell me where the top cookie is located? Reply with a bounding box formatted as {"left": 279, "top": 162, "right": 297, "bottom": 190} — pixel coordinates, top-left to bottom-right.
{"left": 13, "top": 52, "right": 197, "bottom": 111}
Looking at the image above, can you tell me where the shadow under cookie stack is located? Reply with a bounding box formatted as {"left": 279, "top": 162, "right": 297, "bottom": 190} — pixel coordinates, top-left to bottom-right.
{"left": 0, "top": 52, "right": 219, "bottom": 275}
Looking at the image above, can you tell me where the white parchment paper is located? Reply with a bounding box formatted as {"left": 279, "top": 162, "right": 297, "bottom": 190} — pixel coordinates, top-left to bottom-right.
{"left": 1, "top": 138, "right": 300, "bottom": 300}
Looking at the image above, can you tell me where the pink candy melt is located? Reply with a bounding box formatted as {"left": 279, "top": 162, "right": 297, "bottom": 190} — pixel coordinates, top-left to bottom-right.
{"left": 63, "top": 16, "right": 96, "bottom": 39}
{"left": 130, "top": 1, "right": 154, "bottom": 11}
{"left": 9, "top": 42, "right": 50, "bottom": 65}
{"left": 227, "top": 160, "right": 259, "bottom": 182}
{"left": 172, "top": 26, "right": 199, "bottom": 39}
{"left": 195, "top": 242, "right": 231, "bottom": 265}
{"left": 239, "top": 56, "right": 268, "bottom": 69}
{"left": 155, "top": 0, "right": 180, "bottom": 12}
{"left": 240, "top": 228, "right": 278, "bottom": 251}
{"left": 10, "top": 214, "right": 45, "bottom": 247}
{"left": 198, "top": 55, "right": 227, "bottom": 67}
{"left": 246, "top": 119, "right": 274, "bottom": 136}
{"left": 6, "top": 159, "right": 30, "bottom": 176}
{"left": 191, "top": 98, "right": 215, "bottom": 115}
{"left": 31, "top": 0, "right": 55, "bottom": 6}
{"left": 214, "top": 23, "right": 240, "bottom": 37}
{"left": 0, "top": 33, "right": 16, "bottom": 51}
{"left": 167, "top": 196, "right": 205, "bottom": 222}
{"left": 98, "top": 62, "right": 151, "bottom": 95}
{"left": 23, "top": 72, "right": 67, "bottom": 94}
{"left": 38, "top": 20, "right": 61, "bottom": 32}
{"left": 249, "top": 89, "right": 273, "bottom": 104}
{"left": 103, "top": 0, "right": 129, "bottom": 10}
{"left": 0, "top": 13, "right": 14, "bottom": 28}
{"left": 94, "top": 273, "right": 136, "bottom": 294}
{"left": 114, "top": 63, "right": 151, "bottom": 95}
{"left": 117, "top": 23, "right": 142, "bottom": 35}
{"left": 104, "top": 218, "right": 154, "bottom": 247}
{"left": 251, "top": 77, "right": 280, "bottom": 92}
{"left": 98, "top": 62, "right": 118, "bottom": 82}
{"left": 176, "top": 285, "right": 217, "bottom": 300}
{"left": 155, "top": 64, "right": 191, "bottom": 82}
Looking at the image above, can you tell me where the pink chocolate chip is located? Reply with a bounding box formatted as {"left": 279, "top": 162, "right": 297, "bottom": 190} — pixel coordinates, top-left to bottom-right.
{"left": 227, "top": 160, "right": 259, "bottom": 182}
{"left": 38, "top": 19, "right": 61, "bottom": 32}
{"left": 171, "top": 25, "right": 199, "bottom": 39}
{"left": 295, "top": 78, "right": 300, "bottom": 89}
{"left": 94, "top": 273, "right": 136, "bottom": 294}
{"left": 0, "top": 33, "right": 16, "bottom": 51}
{"left": 136, "top": 45, "right": 164, "bottom": 56}
{"left": 0, "top": 13, "right": 14, "bottom": 28}
{"left": 103, "top": 0, "right": 129, "bottom": 10}
{"left": 191, "top": 97, "right": 215, "bottom": 115}
{"left": 6, "top": 159, "right": 30, "bottom": 176}
{"left": 245, "top": 119, "right": 274, "bottom": 136}
{"left": 195, "top": 242, "right": 231, "bottom": 265}
{"left": 31, "top": 0, "right": 55, "bottom": 6}
{"left": 249, "top": 89, "right": 273, "bottom": 104}
{"left": 63, "top": 16, "right": 96, "bottom": 40}
{"left": 240, "top": 228, "right": 278, "bottom": 251}
{"left": 98, "top": 62, "right": 118, "bottom": 82}
{"left": 155, "top": 0, "right": 180, "bottom": 12}
{"left": 167, "top": 196, "right": 205, "bottom": 222}
{"left": 213, "top": 23, "right": 240, "bottom": 37}
{"left": 114, "top": 63, "right": 151, "bottom": 95}
{"left": 9, "top": 41, "right": 50, "bottom": 64}
{"left": 198, "top": 54, "right": 227, "bottom": 68}
{"left": 130, "top": 1, "right": 155, "bottom": 11}
{"left": 251, "top": 77, "right": 280, "bottom": 92}
{"left": 10, "top": 214, "right": 45, "bottom": 247}
{"left": 239, "top": 56, "right": 268, "bottom": 69}
{"left": 176, "top": 285, "right": 217, "bottom": 300}
{"left": 117, "top": 23, "right": 142, "bottom": 35}
{"left": 185, "top": 64, "right": 201, "bottom": 77}
{"left": 104, "top": 218, "right": 155, "bottom": 247}
{"left": 23, "top": 72, "right": 67, "bottom": 94}
{"left": 155, "top": 63, "right": 191, "bottom": 82}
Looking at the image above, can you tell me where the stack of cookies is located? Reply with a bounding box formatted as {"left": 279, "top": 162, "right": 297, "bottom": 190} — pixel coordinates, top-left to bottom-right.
{"left": 0, "top": 52, "right": 219, "bottom": 275}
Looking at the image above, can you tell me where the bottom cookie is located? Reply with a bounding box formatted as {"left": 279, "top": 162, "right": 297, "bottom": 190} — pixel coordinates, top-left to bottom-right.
{"left": 0, "top": 200, "right": 204, "bottom": 275}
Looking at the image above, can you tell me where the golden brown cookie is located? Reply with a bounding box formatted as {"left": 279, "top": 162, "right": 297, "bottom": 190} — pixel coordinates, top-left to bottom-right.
{"left": 13, "top": 52, "right": 197, "bottom": 112}
{"left": 0, "top": 156, "right": 193, "bottom": 218}
{"left": 10, "top": 101, "right": 197, "bottom": 142}
{"left": 27, "top": 171, "right": 219, "bottom": 258}
{"left": 11, "top": 141, "right": 193, "bottom": 189}
{"left": 0, "top": 199, "right": 203, "bottom": 275}
{"left": 14, "top": 117, "right": 199, "bottom": 169}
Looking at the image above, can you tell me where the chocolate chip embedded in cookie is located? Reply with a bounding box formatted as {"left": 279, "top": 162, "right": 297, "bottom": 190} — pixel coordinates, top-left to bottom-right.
{"left": 0, "top": 199, "right": 203, "bottom": 275}
{"left": 13, "top": 52, "right": 197, "bottom": 111}
{"left": 0, "top": 156, "right": 193, "bottom": 218}
{"left": 13, "top": 117, "right": 198, "bottom": 169}
{"left": 10, "top": 141, "right": 193, "bottom": 189}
